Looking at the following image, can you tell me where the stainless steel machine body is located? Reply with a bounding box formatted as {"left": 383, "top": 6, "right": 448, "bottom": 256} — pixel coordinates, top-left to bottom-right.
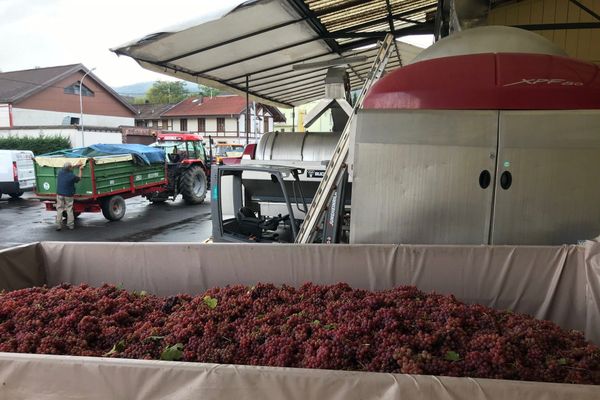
{"left": 351, "top": 109, "right": 600, "bottom": 245}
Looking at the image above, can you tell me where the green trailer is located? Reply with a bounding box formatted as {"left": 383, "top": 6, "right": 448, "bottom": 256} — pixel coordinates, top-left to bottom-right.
{"left": 34, "top": 154, "right": 167, "bottom": 220}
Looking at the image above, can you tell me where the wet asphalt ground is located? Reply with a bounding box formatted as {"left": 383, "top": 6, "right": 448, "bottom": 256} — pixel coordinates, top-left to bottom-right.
{"left": 0, "top": 192, "right": 213, "bottom": 250}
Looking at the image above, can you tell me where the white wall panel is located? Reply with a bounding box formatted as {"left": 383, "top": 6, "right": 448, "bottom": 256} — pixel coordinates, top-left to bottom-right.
{"left": 11, "top": 108, "right": 133, "bottom": 127}
{"left": 0, "top": 104, "right": 10, "bottom": 127}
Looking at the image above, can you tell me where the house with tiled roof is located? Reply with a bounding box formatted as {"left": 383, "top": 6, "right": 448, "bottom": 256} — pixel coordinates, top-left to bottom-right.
{"left": 0, "top": 64, "right": 136, "bottom": 146}
{"left": 133, "top": 103, "right": 176, "bottom": 130}
{"left": 159, "top": 95, "right": 285, "bottom": 144}
{"left": 0, "top": 64, "right": 135, "bottom": 128}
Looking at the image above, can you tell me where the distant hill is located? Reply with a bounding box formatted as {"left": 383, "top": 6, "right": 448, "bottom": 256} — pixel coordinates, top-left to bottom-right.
{"left": 115, "top": 81, "right": 201, "bottom": 96}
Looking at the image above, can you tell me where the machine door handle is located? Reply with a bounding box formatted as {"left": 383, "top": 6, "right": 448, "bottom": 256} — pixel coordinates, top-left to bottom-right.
{"left": 479, "top": 170, "right": 491, "bottom": 189}
{"left": 500, "top": 171, "right": 512, "bottom": 190}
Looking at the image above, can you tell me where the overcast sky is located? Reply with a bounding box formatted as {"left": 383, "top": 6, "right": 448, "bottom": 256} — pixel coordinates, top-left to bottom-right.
{"left": 0, "top": 0, "right": 433, "bottom": 89}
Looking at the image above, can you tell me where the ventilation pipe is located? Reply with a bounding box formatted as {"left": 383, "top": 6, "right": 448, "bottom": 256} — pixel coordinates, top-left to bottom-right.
{"left": 436, "top": 0, "right": 490, "bottom": 40}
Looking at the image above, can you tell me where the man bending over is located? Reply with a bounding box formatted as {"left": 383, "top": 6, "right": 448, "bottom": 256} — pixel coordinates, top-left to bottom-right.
{"left": 56, "top": 161, "right": 84, "bottom": 231}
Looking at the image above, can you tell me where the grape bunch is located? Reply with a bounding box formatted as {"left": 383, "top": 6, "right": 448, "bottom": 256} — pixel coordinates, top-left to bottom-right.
{"left": 0, "top": 283, "right": 598, "bottom": 385}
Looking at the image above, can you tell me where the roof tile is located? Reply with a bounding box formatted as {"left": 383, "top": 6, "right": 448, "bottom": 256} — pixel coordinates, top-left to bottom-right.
{"left": 0, "top": 64, "right": 137, "bottom": 114}
{"left": 162, "top": 95, "right": 247, "bottom": 117}
{"left": 0, "top": 64, "right": 81, "bottom": 103}
{"left": 134, "top": 103, "right": 177, "bottom": 119}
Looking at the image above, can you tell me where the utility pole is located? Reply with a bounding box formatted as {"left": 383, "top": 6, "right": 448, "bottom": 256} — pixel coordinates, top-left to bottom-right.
{"left": 79, "top": 67, "right": 96, "bottom": 147}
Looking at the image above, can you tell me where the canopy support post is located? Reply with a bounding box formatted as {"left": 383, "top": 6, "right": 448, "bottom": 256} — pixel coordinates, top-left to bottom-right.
{"left": 245, "top": 75, "right": 250, "bottom": 146}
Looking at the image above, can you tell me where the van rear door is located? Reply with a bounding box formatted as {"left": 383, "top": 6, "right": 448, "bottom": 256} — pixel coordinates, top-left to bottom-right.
{"left": 0, "top": 152, "right": 12, "bottom": 183}
{"left": 15, "top": 151, "right": 36, "bottom": 189}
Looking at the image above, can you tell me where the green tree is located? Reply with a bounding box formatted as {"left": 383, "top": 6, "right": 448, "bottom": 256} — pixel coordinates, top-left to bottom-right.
{"left": 197, "top": 85, "right": 220, "bottom": 98}
{"left": 146, "top": 81, "right": 189, "bottom": 104}
{"left": 132, "top": 96, "right": 148, "bottom": 105}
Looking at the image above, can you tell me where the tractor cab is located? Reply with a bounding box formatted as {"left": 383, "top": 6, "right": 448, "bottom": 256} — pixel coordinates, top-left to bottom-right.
{"left": 153, "top": 133, "right": 208, "bottom": 165}
{"left": 148, "top": 133, "right": 210, "bottom": 204}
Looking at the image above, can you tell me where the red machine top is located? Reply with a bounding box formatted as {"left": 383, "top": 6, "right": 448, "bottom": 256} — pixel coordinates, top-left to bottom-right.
{"left": 157, "top": 133, "right": 204, "bottom": 141}
{"left": 363, "top": 53, "right": 600, "bottom": 110}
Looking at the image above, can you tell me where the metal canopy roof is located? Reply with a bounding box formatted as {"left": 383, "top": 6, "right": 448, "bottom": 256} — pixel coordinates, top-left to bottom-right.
{"left": 112, "top": 0, "right": 600, "bottom": 108}
{"left": 111, "top": 0, "right": 428, "bottom": 108}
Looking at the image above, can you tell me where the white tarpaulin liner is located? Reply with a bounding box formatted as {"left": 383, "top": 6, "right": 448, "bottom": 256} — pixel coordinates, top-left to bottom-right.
{"left": 33, "top": 156, "right": 88, "bottom": 168}
{"left": 0, "top": 353, "right": 597, "bottom": 400}
{"left": 34, "top": 155, "right": 134, "bottom": 168}
{"left": 0, "top": 241, "right": 599, "bottom": 399}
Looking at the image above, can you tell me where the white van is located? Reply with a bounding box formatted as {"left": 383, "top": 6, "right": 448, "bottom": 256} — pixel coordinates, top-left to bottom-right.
{"left": 0, "top": 150, "right": 36, "bottom": 199}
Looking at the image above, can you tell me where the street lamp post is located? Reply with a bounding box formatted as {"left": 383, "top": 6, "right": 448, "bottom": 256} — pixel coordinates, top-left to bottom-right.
{"left": 79, "top": 67, "right": 96, "bottom": 147}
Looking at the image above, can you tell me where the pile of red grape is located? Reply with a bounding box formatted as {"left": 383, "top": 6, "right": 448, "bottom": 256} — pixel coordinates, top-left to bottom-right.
{"left": 0, "top": 283, "right": 598, "bottom": 384}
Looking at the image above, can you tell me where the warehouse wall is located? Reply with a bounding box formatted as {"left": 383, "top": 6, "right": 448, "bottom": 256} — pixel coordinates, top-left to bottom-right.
{"left": 489, "top": 0, "right": 600, "bottom": 63}
{"left": 11, "top": 108, "right": 134, "bottom": 128}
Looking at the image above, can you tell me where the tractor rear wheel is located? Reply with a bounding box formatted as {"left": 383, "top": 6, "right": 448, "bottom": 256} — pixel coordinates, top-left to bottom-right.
{"left": 101, "top": 195, "right": 126, "bottom": 221}
{"left": 180, "top": 166, "right": 207, "bottom": 205}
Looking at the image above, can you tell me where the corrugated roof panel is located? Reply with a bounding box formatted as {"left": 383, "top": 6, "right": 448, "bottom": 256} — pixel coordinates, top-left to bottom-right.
{"left": 227, "top": 52, "right": 343, "bottom": 83}
{"left": 113, "top": 0, "right": 598, "bottom": 106}
{"left": 312, "top": 0, "right": 435, "bottom": 32}
{"left": 251, "top": 68, "right": 329, "bottom": 90}
{"left": 112, "top": 0, "right": 429, "bottom": 107}
{"left": 174, "top": 23, "right": 324, "bottom": 79}
{"left": 196, "top": 41, "right": 332, "bottom": 82}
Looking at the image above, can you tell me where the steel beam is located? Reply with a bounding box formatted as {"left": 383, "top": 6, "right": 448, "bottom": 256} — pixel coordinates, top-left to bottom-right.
{"left": 385, "top": 0, "right": 404, "bottom": 66}
{"left": 130, "top": 56, "right": 293, "bottom": 107}
{"left": 282, "top": 88, "right": 325, "bottom": 104}
{"left": 229, "top": 48, "right": 376, "bottom": 86}
{"left": 232, "top": 65, "right": 331, "bottom": 87}
{"left": 275, "top": 83, "right": 326, "bottom": 99}
{"left": 159, "top": 18, "right": 308, "bottom": 63}
{"left": 287, "top": 0, "right": 342, "bottom": 53}
{"left": 156, "top": 0, "right": 376, "bottom": 65}
{"left": 568, "top": 0, "right": 600, "bottom": 22}
{"left": 261, "top": 80, "right": 326, "bottom": 98}
{"left": 515, "top": 22, "right": 600, "bottom": 30}
{"left": 194, "top": 37, "right": 321, "bottom": 75}
{"left": 339, "top": 22, "right": 435, "bottom": 51}
{"left": 334, "top": 4, "right": 436, "bottom": 34}
{"left": 245, "top": 75, "right": 250, "bottom": 146}
{"left": 225, "top": 51, "right": 335, "bottom": 82}
{"left": 254, "top": 73, "right": 328, "bottom": 93}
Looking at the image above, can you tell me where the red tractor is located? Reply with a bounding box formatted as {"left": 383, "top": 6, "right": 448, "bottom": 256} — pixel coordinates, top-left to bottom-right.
{"left": 147, "top": 133, "right": 210, "bottom": 204}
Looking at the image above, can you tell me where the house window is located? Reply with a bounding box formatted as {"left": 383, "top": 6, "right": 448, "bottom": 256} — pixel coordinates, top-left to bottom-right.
{"left": 263, "top": 116, "right": 270, "bottom": 133}
{"left": 198, "top": 118, "right": 206, "bottom": 132}
{"left": 64, "top": 82, "right": 94, "bottom": 96}
{"left": 217, "top": 118, "right": 225, "bottom": 133}
{"left": 180, "top": 119, "right": 188, "bottom": 131}
{"left": 162, "top": 120, "right": 168, "bottom": 129}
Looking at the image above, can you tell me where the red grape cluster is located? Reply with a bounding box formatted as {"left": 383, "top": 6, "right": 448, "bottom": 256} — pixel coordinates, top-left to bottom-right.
{"left": 0, "top": 284, "right": 162, "bottom": 357}
{"left": 0, "top": 283, "right": 598, "bottom": 385}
